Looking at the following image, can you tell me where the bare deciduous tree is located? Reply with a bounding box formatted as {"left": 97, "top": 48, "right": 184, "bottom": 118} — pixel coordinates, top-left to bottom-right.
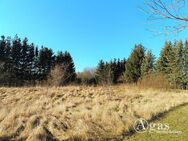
{"left": 144, "top": 0, "right": 188, "bottom": 34}
{"left": 47, "top": 63, "right": 75, "bottom": 87}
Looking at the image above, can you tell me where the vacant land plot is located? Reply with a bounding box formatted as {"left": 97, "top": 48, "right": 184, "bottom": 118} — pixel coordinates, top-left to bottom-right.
{"left": 0, "top": 85, "right": 188, "bottom": 140}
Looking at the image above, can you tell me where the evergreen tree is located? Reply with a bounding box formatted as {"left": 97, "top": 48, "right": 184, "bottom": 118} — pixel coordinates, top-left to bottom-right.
{"left": 3, "top": 37, "right": 13, "bottom": 85}
{"left": 19, "top": 38, "right": 29, "bottom": 82}
{"left": 0, "top": 36, "right": 7, "bottom": 85}
{"left": 0, "top": 36, "right": 6, "bottom": 62}
{"left": 182, "top": 40, "right": 188, "bottom": 89}
{"left": 38, "top": 47, "right": 55, "bottom": 80}
{"left": 95, "top": 60, "right": 104, "bottom": 84}
{"left": 95, "top": 60, "right": 113, "bottom": 85}
{"left": 110, "top": 58, "right": 126, "bottom": 84}
{"left": 33, "top": 46, "right": 40, "bottom": 81}
{"left": 123, "top": 44, "right": 145, "bottom": 83}
{"left": 110, "top": 59, "right": 117, "bottom": 83}
{"left": 10, "top": 35, "right": 22, "bottom": 85}
{"left": 55, "top": 51, "right": 64, "bottom": 64}
{"left": 5, "top": 37, "right": 11, "bottom": 60}
{"left": 156, "top": 41, "right": 173, "bottom": 74}
{"left": 169, "top": 40, "right": 184, "bottom": 88}
{"left": 55, "top": 51, "right": 76, "bottom": 85}
{"left": 141, "top": 50, "right": 155, "bottom": 76}
{"left": 25, "top": 43, "right": 35, "bottom": 82}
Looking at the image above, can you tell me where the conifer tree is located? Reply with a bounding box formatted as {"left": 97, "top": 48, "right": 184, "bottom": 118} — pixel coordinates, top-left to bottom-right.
{"left": 0, "top": 36, "right": 6, "bottom": 62}
{"left": 3, "top": 37, "right": 13, "bottom": 85}
{"left": 109, "top": 59, "right": 117, "bottom": 83}
{"left": 169, "top": 40, "right": 184, "bottom": 88}
{"left": 55, "top": 51, "right": 76, "bottom": 85}
{"left": 156, "top": 41, "right": 173, "bottom": 74}
{"left": 0, "top": 36, "right": 7, "bottom": 84}
{"left": 38, "top": 47, "right": 54, "bottom": 80}
{"left": 19, "top": 38, "right": 29, "bottom": 82}
{"left": 141, "top": 50, "right": 155, "bottom": 76}
{"left": 11, "top": 35, "right": 22, "bottom": 85}
{"left": 95, "top": 60, "right": 112, "bottom": 85}
{"left": 109, "top": 58, "right": 126, "bottom": 83}
{"left": 123, "top": 44, "right": 145, "bottom": 83}
{"left": 33, "top": 46, "right": 39, "bottom": 81}
{"left": 25, "top": 43, "right": 35, "bottom": 82}
{"left": 182, "top": 40, "right": 188, "bottom": 89}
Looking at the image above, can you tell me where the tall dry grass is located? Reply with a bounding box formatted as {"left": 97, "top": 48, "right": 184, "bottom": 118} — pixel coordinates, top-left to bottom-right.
{"left": 137, "top": 73, "right": 171, "bottom": 90}
{"left": 0, "top": 85, "right": 187, "bottom": 140}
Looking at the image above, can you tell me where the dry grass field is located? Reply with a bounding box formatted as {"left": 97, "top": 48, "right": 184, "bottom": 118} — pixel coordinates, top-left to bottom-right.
{"left": 0, "top": 85, "right": 188, "bottom": 141}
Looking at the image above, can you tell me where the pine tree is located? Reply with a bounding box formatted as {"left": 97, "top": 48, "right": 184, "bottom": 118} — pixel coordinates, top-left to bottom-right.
{"left": 38, "top": 47, "right": 55, "bottom": 80}
{"left": 11, "top": 35, "right": 22, "bottom": 85}
{"left": 55, "top": 51, "right": 76, "bottom": 85}
{"left": 0, "top": 36, "right": 6, "bottom": 73}
{"left": 141, "top": 50, "right": 155, "bottom": 76}
{"left": 0, "top": 36, "right": 7, "bottom": 85}
{"left": 62, "top": 51, "right": 76, "bottom": 85}
{"left": 95, "top": 60, "right": 112, "bottom": 85}
{"left": 3, "top": 37, "right": 13, "bottom": 86}
{"left": 156, "top": 41, "right": 173, "bottom": 74}
{"left": 0, "top": 36, "right": 6, "bottom": 62}
{"left": 19, "top": 38, "right": 29, "bottom": 82}
{"left": 33, "top": 46, "right": 39, "bottom": 81}
{"left": 123, "top": 44, "right": 145, "bottom": 83}
{"left": 110, "top": 59, "right": 117, "bottom": 83}
{"left": 109, "top": 58, "right": 126, "bottom": 84}
{"left": 169, "top": 40, "right": 184, "bottom": 88}
{"left": 55, "top": 51, "right": 64, "bottom": 64}
{"left": 25, "top": 43, "right": 35, "bottom": 82}
{"left": 182, "top": 40, "right": 188, "bottom": 89}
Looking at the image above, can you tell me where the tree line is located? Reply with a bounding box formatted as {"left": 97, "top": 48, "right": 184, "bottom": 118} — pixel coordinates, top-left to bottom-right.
{"left": 94, "top": 41, "right": 188, "bottom": 89}
{"left": 0, "top": 35, "right": 188, "bottom": 89}
{"left": 0, "top": 35, "right": 76, "bottom": 86}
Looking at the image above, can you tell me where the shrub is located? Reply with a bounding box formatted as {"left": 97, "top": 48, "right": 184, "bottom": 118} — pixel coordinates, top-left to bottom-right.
{"left": 46, "top": 65, "right": 64, "bottom": 86}
{"left": 137, "top": 73, "right": 171, "bottom": 90}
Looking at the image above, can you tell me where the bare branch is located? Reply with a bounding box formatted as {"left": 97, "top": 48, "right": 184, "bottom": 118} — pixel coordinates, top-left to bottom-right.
{"left": 143, "top": 0, "right": 188, "bottom": 34}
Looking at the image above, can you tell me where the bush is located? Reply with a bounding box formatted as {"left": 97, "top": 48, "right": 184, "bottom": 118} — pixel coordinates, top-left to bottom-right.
{"left": 137, "top": 73, "right": 171, "bottom": 90}
{"left": 46, "top": 65, "right": 64, "bottom": 86}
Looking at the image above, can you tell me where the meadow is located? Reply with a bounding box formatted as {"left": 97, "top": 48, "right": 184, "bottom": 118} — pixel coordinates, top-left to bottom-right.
{"left": 0, "top": 85, "right": 188, "bottom": 140}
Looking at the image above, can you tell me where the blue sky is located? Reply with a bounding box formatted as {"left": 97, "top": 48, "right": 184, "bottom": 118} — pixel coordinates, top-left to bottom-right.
{"left": 0, "top": 0, "right": 187, "bottom": 72}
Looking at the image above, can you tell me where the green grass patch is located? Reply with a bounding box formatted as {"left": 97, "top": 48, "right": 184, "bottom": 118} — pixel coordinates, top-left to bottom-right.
{"left": 126, "top": 104, "right": 188, "bottom": 141}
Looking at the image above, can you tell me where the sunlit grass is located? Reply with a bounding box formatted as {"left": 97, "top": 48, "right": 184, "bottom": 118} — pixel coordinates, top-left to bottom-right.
{"left": 0, "top": 85, "right": 187, "bottom": 140}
